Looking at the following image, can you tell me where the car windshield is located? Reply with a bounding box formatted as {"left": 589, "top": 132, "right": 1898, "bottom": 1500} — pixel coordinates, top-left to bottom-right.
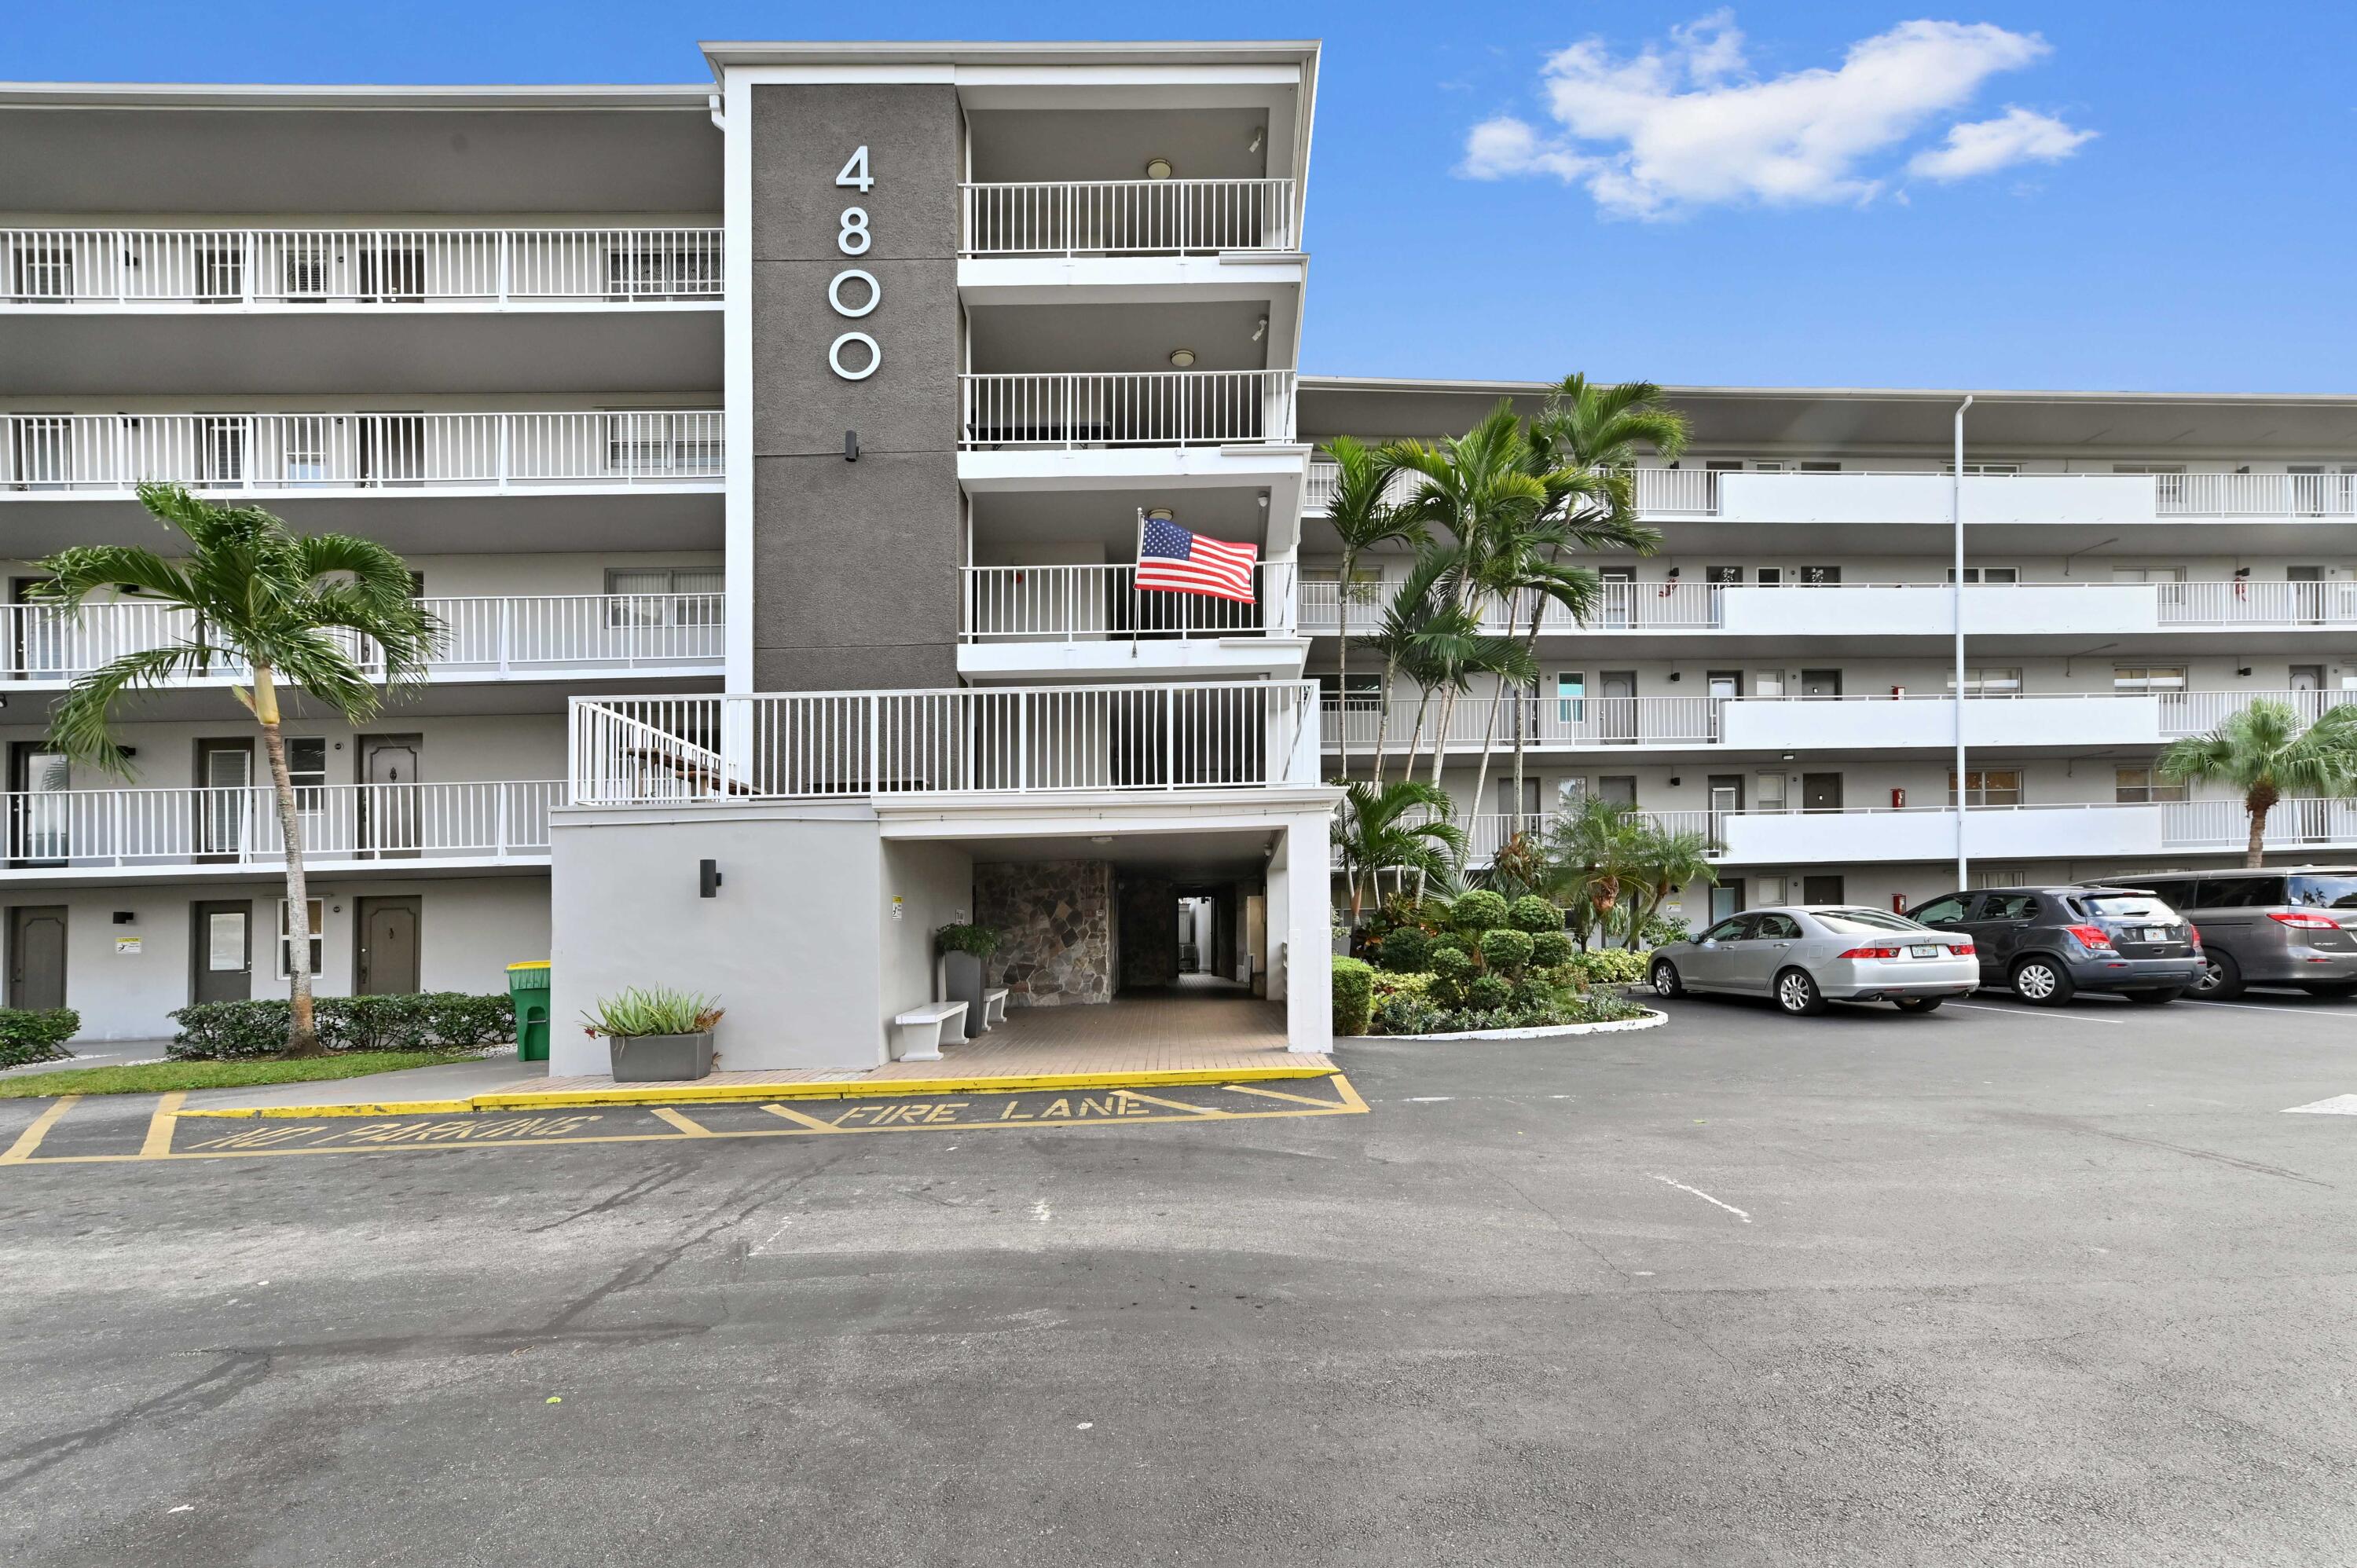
{"left": 1811, "top": 909, "right": 1927, "bottom": 935}
{"left": 2289, "top": 874, "right": 2357, "bottom": 910}
{"left": 2081, "top": 894, "right": 2173, "bottom": 920}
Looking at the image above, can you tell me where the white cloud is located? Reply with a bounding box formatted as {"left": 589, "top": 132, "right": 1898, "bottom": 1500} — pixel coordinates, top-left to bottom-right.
{"left": 1459, "top": 11, "right": 2091, "bottom": 218}
{"left": 1906, "top": 105, "right": 2095, "bottom": 180}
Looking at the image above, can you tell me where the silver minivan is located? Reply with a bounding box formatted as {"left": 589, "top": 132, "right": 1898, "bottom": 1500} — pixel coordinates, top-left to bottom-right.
{"left": 2106, "top": 868, "right": 2357, "bottom": 999}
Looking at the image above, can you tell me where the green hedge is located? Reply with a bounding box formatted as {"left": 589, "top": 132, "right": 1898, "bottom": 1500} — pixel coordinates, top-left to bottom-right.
{"left": 169, "top": 992, "right": 515, "bottom": 1061}
{"left": 0, "top": 1008, "right": 79, "bottom": 1070}
{"left": 1565, "top": 948, "right": 1648, "bottom": 986}
{"left": 1332, "top": 957, "right": 1376, "bottom": 1036}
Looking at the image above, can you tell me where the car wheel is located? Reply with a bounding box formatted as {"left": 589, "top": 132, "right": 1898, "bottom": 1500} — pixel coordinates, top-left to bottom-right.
{"left": 2011, "top": 956, "right": 2075, "bottom": 1006}
{"left": 2128, "top": 987, "right": 2186, "bottom": 1004}
{"left": 2193, "top": 950, "right": 2245, "bottom": 1000}
{"left": 1893, "top": 996, "right": 1944, "bottom": 1013}
{"left": 1650, "top": 960, "right": 1684, "bottom": 998}
{"left": 1774, "top": 967, "right": 1828, "bottom": 1017}
{"left": 2300, "top": 981, "right": 2357, "bottom": 999}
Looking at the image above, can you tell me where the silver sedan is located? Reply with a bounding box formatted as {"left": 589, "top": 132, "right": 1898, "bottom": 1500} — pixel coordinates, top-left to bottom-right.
{"left": 1648, "top": 906, "right": 1981, "bottom": 1015}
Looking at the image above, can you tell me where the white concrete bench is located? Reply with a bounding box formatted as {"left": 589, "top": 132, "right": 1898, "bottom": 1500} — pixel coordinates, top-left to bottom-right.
{"left": 981, "top": 988, "right": 1010, "bottom": 1030}
{"left": 890, "top": 1001, "right": 968, "bottom": 1062}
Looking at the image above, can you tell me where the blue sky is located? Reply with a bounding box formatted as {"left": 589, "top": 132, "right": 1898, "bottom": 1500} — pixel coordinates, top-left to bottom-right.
{"left": 12, "top": 2, "right": 2355, "bottom": 393}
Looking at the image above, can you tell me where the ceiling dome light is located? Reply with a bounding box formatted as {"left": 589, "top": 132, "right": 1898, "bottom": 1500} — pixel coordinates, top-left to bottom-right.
{"left": 1168, "top": 347, "right": 1197, "bottom": 368}
{"left": 1144, "top": 507, "right": 1176, "bottom": 523}
{"left": 1144, "top": 156, "right": 1175, "bottom": 180}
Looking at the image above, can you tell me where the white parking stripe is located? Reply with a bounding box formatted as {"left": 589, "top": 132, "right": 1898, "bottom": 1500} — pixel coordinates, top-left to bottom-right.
{"left": 2190, "top": 1000, "right": 2333, "bottom": 1016}
{"left": 1947, "top": 1001, "right": 2127, "bottom": 1026}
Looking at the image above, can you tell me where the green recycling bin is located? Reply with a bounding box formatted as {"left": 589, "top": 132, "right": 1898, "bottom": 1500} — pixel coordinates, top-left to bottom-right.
{"left": 507, "top": 961, "right": 552, "bottom": 1063}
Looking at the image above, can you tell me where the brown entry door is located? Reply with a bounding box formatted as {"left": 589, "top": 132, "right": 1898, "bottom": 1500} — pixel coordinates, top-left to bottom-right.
{"left": 356, "top": 896, "right": 421, "bottom": 995}
{"left": 8, "top": 905, "right": 66, "bottom": 1010}
{"left": 1802, "top": 773, "right": 1845, "bottom": 811}
{"left": 358, "top": 735, "right": 422, "bottom": 859}
{"left": 192, "top": 900, "right": 253, "bottom": 1004}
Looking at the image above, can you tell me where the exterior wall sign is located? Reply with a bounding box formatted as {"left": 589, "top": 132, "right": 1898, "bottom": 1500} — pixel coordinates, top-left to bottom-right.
{"left": 829, "top": 145, "right": 881, "bottom": 380}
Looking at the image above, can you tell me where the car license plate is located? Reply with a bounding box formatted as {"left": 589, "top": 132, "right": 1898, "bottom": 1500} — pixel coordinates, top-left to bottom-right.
{"left": 2143, "top": 926, "right": 2168, "bottom": 942}
{"left": 1909, "top": 945, "right": 1939, "bottom": 958}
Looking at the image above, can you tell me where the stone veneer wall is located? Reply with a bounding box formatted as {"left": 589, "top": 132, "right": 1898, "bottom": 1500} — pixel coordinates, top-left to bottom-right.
{"left": 973, "top": 860, "right": 1113, "bottom": 1007}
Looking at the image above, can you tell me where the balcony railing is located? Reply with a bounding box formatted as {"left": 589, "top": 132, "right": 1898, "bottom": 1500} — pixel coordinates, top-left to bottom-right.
{"left": 959, "top": 371, "right": 1295, "bottom": 449}
{"left": 0, "top": 780, "right": 558, "bottom": 871}
{"left": 0, "top": 594, "right": 724, "bottom": 683}
{"left": 1323, "top": 688, "right": 2357, "bottom": 751}
{"left": 1298, "top": 577, "right": 2357, "bottom": 634}
{"left": 960, "top": 180, "right": 1297, "bottom": 256}
{"left": 2, "top": 412, "right": 724, "bottom": 494}
{"left": 961, "top": 563, "right": 1293, "bottom": 641}
{"left": 570, "top": 681, "right": 1321, "bottom": 804}
{"left": 2, "top": 228, "right": 723, "bottom": 305}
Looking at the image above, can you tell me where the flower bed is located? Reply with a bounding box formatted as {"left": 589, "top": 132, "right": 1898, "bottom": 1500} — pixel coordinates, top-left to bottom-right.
{"left": 1337, "top": 890, "right": 1655, "bottom": 1037}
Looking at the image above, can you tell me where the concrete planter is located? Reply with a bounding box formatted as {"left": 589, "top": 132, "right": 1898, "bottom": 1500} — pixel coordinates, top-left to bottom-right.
{"left": 1337, "top": 1009, "right": 1668, "bottom": 1044}
{"left": 607, "top": 1031, "right": 715, "bottom": 1082}
{"left": 941, "top": 950, "right": 988, "bottom": 1039}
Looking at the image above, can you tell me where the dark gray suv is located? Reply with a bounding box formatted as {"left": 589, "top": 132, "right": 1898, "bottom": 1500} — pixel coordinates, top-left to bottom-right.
{"left": 2104, "top": 868, "right": 2357, "bottom": 999}
{"left": 1904, "top": 886, "right": 2202, "bottom": 1006}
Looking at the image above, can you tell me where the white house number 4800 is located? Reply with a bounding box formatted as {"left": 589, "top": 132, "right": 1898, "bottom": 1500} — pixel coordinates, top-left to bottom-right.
{"left": 829, "top": 145, "right": 881, "bottom": 381}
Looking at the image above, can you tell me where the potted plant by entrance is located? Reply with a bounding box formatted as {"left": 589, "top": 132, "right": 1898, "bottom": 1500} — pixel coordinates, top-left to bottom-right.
{"left": 581, "top": 987, "right": 725, "bottom": 1082}
{"left": 936, "top": 922, "right": 1000, "bottom": 1039}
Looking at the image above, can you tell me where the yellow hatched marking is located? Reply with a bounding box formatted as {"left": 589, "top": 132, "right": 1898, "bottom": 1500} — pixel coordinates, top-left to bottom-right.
{"left": 760, "top": 1103, "right": 843, "bottom": 1132}
{"left": 1112, "top": 1088, "right": 1232, "bottom": 1117}
{"left": 1221, "top": 1083, "right": 1343, "bottom": 1108}
{"left": 649, "top": 1107, "right": 716, "bottom": 1138}
{"left": 1, "top": 1095, "right": 82, "bottom": 1164}
{"left": 141, "top": 1093, "right": 186, "bottom": 1158}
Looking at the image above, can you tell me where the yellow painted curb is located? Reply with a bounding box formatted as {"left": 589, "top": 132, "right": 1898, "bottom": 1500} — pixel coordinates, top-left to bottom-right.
{"left": 174, "top": 1061, "right": 1338, "bottom": 1119}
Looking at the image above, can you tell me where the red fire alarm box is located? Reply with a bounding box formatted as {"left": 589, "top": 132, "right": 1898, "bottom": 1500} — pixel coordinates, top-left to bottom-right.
{"left": 1890, "top": 787, "right": 1907, "bottom": 808}
{"left": 1893, "top": 893, "right": 1909, "bottom": 913}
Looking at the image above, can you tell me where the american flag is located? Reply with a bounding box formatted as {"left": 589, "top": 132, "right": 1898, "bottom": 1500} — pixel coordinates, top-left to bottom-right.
{"left": 1136, "top": 514, "right": 1259, "bottom": 603}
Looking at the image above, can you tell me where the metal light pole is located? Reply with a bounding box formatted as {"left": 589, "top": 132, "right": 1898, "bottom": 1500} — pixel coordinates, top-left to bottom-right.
{"left": 1953, "top": 395, "right": 1974, "bottom": 892}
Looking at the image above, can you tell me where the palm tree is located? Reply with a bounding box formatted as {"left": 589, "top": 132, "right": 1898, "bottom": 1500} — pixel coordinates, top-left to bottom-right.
{"left": 1318, "top": 435, "right": 1426, "bottom": 781}
{"left": 2157, "top": 699, "right": 2357, "bottom": 867}
{"left": 1543, "top": 796, "right": 1651, "bottom": 950}
{"left": 1464, "top": 518, "right": 1599, "bottom": 833}
{"left": 1618, "top": 823, "right": 1720, "bottom": 950}
{"left": 1333, "top": 779, "right": 1466, "bottom": 924}
{"left": 33, "top": 483, "right": 438, "bottom": 1055}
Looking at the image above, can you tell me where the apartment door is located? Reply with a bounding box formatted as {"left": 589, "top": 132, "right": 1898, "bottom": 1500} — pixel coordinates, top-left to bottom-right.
{"left": 356, "top": 896, "right": 422, "bottom": 995}
{"left": 358, "top": 243, "right": 426, "bottom": 302}
{"left": 1755, "top": 771, "right": 1789, "bottom": 814}
{"left": 1801, "top": 669, "right": 1843, "bottom": 698}
{"left": 6, "top": 906, "right": 65, "bottom": 1011}
{"left": 1708, "top": 884, "right": 1744, "bottom": 922}
{"left": 195, "top": 738, "right": 254, "bottom": 860}
{"left": 357, "top": 735, "right": 422, "bottom": 859}
{"left": 9, "top": 576, "right": 62, "bottom": 680}
{"left": 1706, "top": 775, "right": 1743, "bottom": 834}
{"left": 1596, "top": 775, "right": 1637, "bottom": 807}
{"left": 1599, "top": 568, "right": 1635, "bottom": 629}
{"left": 1802, "top": 874, "right": 1846, "bottom": 905}
{"left": 1600, "top": 671, "right": 1637, "bottom": 743}
{"left": 9, "top": 741, "right": 70, "bottom": 866}
{"left": 1706, "top": 670, "right": 1742, "bottom": 701}
{"left": 1494, "top": 777, "right": 1540, "bottom": 841}
{"left": 1802, "top": 772, "right": 1844, "bottom": 811}
{"left": 2291, "top": 665, "right": 2324, "bottom": 692}
{"left": 358, "top": 414, "right": 426, "bottom": 488}
{"left": 191, "top": 900, "right": 253, "bottom": 1004}
{"left": 2287, "top": 566, "right": 2325, "bottom": 623}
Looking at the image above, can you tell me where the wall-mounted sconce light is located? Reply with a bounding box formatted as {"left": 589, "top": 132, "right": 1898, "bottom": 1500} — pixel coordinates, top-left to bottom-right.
{"left": 698, "top": 859, "right": 724, "bottom": 899}
{"left": 845, "top": 430, "right": 860, "bottom": 463}
{"left": 1248, "top": 127, "right": 1264, "bottom": 153}
{"left": 1252, "top": 316, "right": 1268, "bottom": 342}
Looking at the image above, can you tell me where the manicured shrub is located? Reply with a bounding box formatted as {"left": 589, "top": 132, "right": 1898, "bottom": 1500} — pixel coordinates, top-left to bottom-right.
{"left": 1428, "top": 930, "right": 1471, "bottom": 956}
{"left": 1477, "top": 928, "right": 1537, "bottom": 978}
{"left": 0, "top": 1008, "right": 79, "bottom": 1069}
{"left": 1529, "top": 931, "right": 1574, "bottom": 969}
{"left": 1332, "top": 956, "right": 1376, "bottom": 1035}
{"left": 1507, "top": 896, "right": 1563, "bottom": 934}
{"left": 937, "top": 922, "right": 1001, "bottom": 958}
{"left": 1372, "top": 995, "right": 1444, "bottom": 1035}
{"left": 1566, "top": 948, "right": 1648, "bottom": 987}
{"left": 1377, "top": 927, "right": 1431, "bottom": 973}
{"left": 1449, "top": 889, "right": 1509, "bottom": 934}
{"left": 1465, "top": 974, "right": 1514, "bottom": 1010}
{"left": 168, "top": 991, "right": 517, "bottom": 1060}
{"left": 1428, "top": 947, "right": 1475, "bottom": 1006}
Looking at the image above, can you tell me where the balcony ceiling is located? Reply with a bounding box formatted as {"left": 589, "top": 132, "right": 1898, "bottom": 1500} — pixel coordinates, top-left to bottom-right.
{"left": 0, "top": 100, "right": 719, "bottom": 214}
{"left": 0, "top": 312, "right": 721, "bottom": 397}
{"left": 969, "top": 299, "right": 1272, "bottom": 375}
{"left": 969, "top": 485, "right": 1271, "bottom": 555}
{"left": 1299, "top": 378, "right": 2357, "bottom": 457}
{"left": 966, "top": 108, "right": 1270, "bottom": 185}
{"left": 959, "top": 825, "right": 1279, "bottom": 880}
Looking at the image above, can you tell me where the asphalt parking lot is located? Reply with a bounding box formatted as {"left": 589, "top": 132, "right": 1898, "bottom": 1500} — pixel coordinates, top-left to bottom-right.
{"left": 3, "top": 990, "right": 2355, "bottom": 1566}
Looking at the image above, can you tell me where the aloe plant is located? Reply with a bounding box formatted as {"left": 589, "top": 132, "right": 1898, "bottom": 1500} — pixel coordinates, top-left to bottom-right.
{"left": 580, "top": 987, "right": 724, "bottom": 1039}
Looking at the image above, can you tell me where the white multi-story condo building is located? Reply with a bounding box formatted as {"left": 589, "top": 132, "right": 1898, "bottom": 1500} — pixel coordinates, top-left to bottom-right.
{"left": 5, "top": 43, "right": 2351, "bottom": 1051}
{"left": 1299, "top": 382, "right": 2357, "bottom": 924}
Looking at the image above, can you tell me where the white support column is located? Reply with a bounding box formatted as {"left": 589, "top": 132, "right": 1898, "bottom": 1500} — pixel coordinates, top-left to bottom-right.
{"left": 1276, "top": 811, "right": 1333, "bottom": 1050}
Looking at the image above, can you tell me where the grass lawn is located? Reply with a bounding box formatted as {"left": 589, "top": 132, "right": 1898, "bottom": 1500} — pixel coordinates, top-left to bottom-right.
{"left": 0, "top": 1050, "right": 485, "bottom": 1099}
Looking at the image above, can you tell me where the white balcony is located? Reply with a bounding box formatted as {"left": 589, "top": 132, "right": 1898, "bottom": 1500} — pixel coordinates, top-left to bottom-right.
{"left": 0, "top": 779, "right": 558, "bottom": 880}
{"left": 1321, "top": 690, "right": 2357, "bottom": 756}
{"left": 959, "top": 371, "right": 1296, "bottom": 450}
{"left": 570, "top": 681, "right": 1322, "bottom": 805}
{"left": 2, "top": 228, "right": 723, "bottom": 309}
{"left": 0, "top": 594, "right": 724, "bottom": 688}
{"left": 959, "top": 180, "right": 1298, "bottom": 256}
{"left": 1, "top": 411, "right": 725, "bottom": 498}
{"left": 1628, "top": 467, "right": 2357, "bottom": 525}
{"left": 957, "top": 564, "right": 1304, "bottom": 680}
